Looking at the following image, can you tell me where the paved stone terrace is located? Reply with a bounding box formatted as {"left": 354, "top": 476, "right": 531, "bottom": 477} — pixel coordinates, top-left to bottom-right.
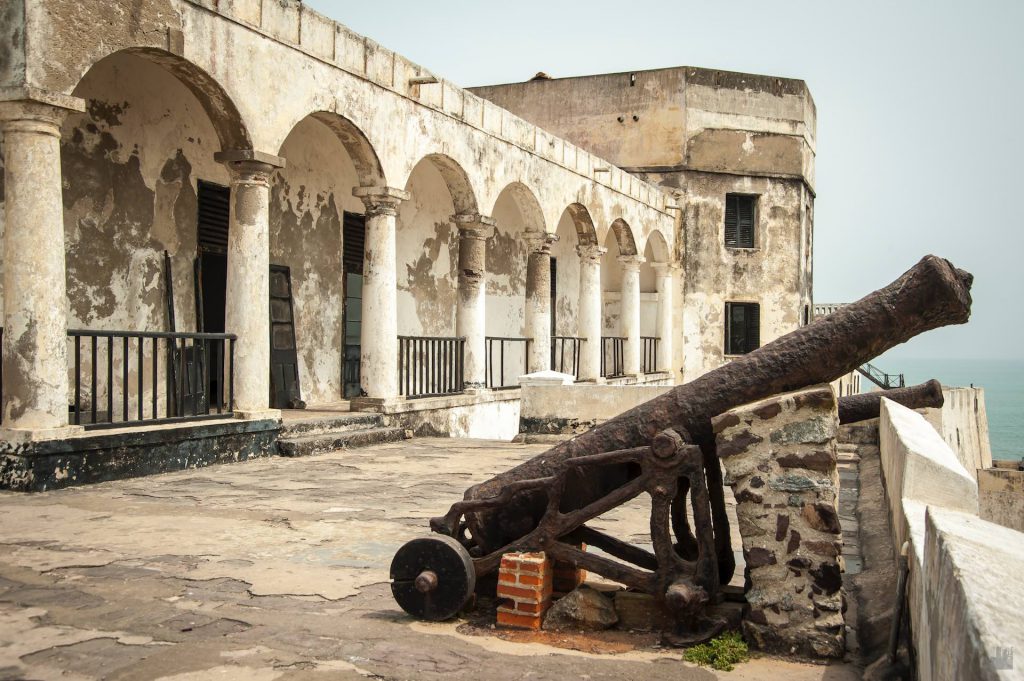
{"left": 0, "top": 438, "right": 860, "bottom": 680}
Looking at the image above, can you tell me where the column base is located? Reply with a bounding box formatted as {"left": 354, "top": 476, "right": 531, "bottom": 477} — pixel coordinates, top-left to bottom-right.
{"left": 233, "top": 409, "right": 282, "bottom": 421}
{"left": 0, "top": 424, "right": 85, "bottom": 444}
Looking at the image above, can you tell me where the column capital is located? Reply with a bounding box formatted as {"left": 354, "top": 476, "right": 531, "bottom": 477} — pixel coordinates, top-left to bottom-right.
{"left": 576, "top": 243, "right": 607, "bottom": 263}
{"left": 617, "top": 254, "right": 646, "bottom": 271}
{"left": 353, "top": 185, "right": 410, "bottom": 216}
{"left": 0, "top": 88, "right": 86, "bottom": 135}
{"left": 525, "top": 231, "right": 558, "bottom": 254}
{"left": 215, "top": 149, "right": 286, "bottom": 186}
{"left": 651, "top": 261, "right": 680, "bottom": 276}
{"left": 453, "top": 213, "right": 496, "bottom": 240}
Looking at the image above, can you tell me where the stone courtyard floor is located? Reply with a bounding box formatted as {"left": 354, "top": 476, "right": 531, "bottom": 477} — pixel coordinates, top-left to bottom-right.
{"left": 0, "top": 438, "right": 861, "bottom": 680}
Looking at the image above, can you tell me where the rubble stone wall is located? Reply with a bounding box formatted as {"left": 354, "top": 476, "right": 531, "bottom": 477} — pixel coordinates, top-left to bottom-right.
{"left": 712, "top": 384, "right": 844, "bottom": 658}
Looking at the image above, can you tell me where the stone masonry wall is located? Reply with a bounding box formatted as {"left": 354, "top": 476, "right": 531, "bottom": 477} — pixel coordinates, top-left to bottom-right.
{"left": 712, "top": 384, "right": 844, "bottom": 658}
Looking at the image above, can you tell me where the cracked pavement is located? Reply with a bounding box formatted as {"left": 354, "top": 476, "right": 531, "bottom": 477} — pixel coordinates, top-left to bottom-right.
{"left": 0, "top": 438, "right": 860, "bottom": 680}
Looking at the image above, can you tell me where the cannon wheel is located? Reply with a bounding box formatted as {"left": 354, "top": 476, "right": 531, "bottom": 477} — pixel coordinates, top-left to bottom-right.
{"left": 391, "top": 535, "right": 475, "bottom": 621}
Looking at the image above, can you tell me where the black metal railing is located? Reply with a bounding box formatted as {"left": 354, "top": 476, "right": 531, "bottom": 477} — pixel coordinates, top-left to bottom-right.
{"left": 857, "top": 362, "right": 905, "bottom": 390}
{"left": 601, "top": 336, "right": 625, "bottom": 378}
{"left": 641, "top": 336, "right": 660, "bottom": 374}
{"left": 551, "top": 336, "right": 583, "bottom": 379}
{"left": 67, "top": 329, "right": 235, "bottom": 430}
{"left": 486, "top": 337, "right": 530, "bottom": 390}
{"left": 398, "top": 335, "right": 465, "bottom": 399}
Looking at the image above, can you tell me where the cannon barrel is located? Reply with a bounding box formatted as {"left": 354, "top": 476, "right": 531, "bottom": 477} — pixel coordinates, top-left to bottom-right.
{"left": 838, "top": 379, "right": 944, "bottom": 424}
{"left": 461, "top": 256, "right": 972, "bottom": 557}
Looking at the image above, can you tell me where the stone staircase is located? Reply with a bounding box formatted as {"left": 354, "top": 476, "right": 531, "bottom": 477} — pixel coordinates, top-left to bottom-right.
{"left": 277, "top": 412, "right": 406, "bottom": 457}
{"left": 837, "top": 419, "right": 899, "bottom": 668}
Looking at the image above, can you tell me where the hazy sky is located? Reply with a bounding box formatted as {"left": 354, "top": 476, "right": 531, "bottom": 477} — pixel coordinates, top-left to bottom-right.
{"left": 306, "top": 0, "right": 1023, "bottom": 362}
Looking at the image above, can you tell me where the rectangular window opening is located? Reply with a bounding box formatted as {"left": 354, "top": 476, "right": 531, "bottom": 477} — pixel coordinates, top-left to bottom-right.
{"left": 724, "top": 193, "right": 756, "bottom": 248}
{"left": 725, "top": 302, "right": 760, "bottom": 355}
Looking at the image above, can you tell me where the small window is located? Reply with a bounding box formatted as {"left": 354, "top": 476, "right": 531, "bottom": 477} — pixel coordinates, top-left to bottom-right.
{"left": 724, "top": 194, "right": 756, "bottom": 248}
{"left": 725, "top": 302, "right": 760, "bottom": 355}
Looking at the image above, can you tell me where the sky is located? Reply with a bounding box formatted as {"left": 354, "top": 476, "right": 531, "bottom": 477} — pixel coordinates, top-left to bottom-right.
{"left": 306, "top": 0, "right": 1023, "bottom": 362}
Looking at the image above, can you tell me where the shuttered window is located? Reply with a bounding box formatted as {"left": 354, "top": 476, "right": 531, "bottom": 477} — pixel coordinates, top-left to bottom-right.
{"left": 725, "top": 302, "right": 760, "bottom": 355}
{"left": 197, "top": 180, "right": 230, "bottom": 254}
{"left": 343, "top": 212, "right": 366, "bottom": 274}
{"left": 724, "top": 194, "right": 756, "bottom": 248}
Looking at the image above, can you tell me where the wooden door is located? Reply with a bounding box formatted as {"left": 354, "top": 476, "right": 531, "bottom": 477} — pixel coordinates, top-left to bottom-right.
{"left": 269, "top": 264, "right": 302, "bottom": 409}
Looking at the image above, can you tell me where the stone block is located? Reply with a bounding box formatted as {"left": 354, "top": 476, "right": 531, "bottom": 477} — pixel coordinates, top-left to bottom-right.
{"left": 542, "top": 586, "right": 617, "bottom": 632}
{"left": 713, "top": 384, "right": 844, "bottom": 659}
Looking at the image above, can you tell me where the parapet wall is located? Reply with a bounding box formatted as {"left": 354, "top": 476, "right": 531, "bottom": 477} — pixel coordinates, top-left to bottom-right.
{"left": 922, "top": 386, "right": 993, "bottom": 478}
{"left": 878, "top": 399, "right": 1023, "bottom": 680}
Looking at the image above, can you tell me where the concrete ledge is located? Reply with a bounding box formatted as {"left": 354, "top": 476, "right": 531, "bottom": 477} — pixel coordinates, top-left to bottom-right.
{"left": 352, "top": 389, "right": 520, "bottom": 415}
{"left": 520, "top": 380, "right": 673, "bottom": 433}
{"left": 878, "top": 398, "right": 978, "bottom": 561}
{"left": 922, "top": 507, "right": 1024, "bottom": 681}
{"left": 0, "top": 418, "right": 280, "bottom": 492}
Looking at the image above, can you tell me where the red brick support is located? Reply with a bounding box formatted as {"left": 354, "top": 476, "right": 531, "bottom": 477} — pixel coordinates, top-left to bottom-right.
{"left": 496, "top": 552, "right": 553, "bottom": 629}
{"left": 552, "top": 542, "right": 587, "bottom": 595}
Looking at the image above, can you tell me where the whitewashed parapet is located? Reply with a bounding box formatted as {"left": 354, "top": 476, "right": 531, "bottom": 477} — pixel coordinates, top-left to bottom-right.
{"left": 875, "top": 398, "right": 1024, "bottom": 681}
{"left": 921, "top": 507, "right": 1024, "bottom": 681}
{"left": 187, "top": 0, "right": 668, "bottom": 213}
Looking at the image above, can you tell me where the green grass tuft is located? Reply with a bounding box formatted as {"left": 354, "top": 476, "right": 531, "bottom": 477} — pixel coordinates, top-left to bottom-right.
{"left": 682, "top": 631, "right": 750, "bottom": 671}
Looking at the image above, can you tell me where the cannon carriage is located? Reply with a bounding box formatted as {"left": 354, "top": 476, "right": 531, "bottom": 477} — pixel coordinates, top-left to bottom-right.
{"left": 389, "top": 256, "right": 971, "bottom": 641}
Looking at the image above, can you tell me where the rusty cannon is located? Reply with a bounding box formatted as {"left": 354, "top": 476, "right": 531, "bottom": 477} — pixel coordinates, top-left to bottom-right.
{"left": 389, "top": 255, "right": 972, "bottom": 641}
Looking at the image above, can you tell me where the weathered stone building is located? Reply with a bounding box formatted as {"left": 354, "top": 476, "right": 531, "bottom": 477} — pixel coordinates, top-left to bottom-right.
{"left": 0, "top": 0, "right": 814, "bottom": 487}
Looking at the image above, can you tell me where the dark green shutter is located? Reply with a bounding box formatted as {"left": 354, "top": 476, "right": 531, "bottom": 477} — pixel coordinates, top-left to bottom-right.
{"left": 737, "top": 196, "right": 755, "bottom": 248}
{"left": 724, "top": 194, "right": 756, "bottom": 248}
{"left": 197, "top": 180, "right": 230, "bottom": 254}
{"left": 724, "top": 195, "right": 739, "bottom": 246}
{"left": 746, "top": 303, "right": 760, "bottom": 351}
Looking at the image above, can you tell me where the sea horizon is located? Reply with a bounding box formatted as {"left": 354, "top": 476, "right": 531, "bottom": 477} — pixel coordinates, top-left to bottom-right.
{"left": 873, "top": 357, "right": 1023, "bottom": 461}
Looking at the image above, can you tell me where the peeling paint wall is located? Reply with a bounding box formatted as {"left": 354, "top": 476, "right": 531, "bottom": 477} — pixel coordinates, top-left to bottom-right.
{"left": 397, "top": 161, "right": 458, "bottom": 337}
{"left": 270, "top": 117, "right": 362, "bottom": 405}
{"left": 57, "top": 52, "right": 227, "bottom": 416}
{"left": 658, "top": 172, "right": 808, "bottom": 380}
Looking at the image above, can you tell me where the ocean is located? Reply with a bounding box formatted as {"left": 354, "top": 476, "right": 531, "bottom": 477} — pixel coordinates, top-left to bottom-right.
{"left": 888, "top": 358, "right": 1024, "bottom": 462}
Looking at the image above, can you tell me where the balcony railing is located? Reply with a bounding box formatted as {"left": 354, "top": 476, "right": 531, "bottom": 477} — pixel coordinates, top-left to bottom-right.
{"left": 398, "top": 335, "right": 465, "bottom": 399}
{"left": 641, "top": 336, "right": 660, "bottom": 374}
{"left": 551, "top": 336, "right": 583, "bottom": 379}
{"left": 601, "top": 336, "right": 625, "bottom": 378}
{"left": 68, "top": 329, "right": 236, "bottom": 429}
{"left": 486, "top": 336, "right": 529, "bottom": 390}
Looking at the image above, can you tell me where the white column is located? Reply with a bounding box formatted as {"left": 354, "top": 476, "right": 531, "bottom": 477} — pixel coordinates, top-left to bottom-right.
{"left": 353, "top": 186, "right": 409, "bottom": 402}
{"left": 619, "top": 255, "right": 644, "bottom": 376}
{"left": 0, "top": 94, "right": 85, "bottom": 439}
{"left": 454, "top": 214, "right": 494, "bottom": 390}
{"left": 576, "top": 244, "right": 606, "bottom": 382}
{"left": 525, "top": 232, "right": 557, "bottom": 373}
{"left": 653, "top": 263, "right": 675, "bottom": 373}
{"left": 215, "top": 150, "right": 285, "bottom": 419}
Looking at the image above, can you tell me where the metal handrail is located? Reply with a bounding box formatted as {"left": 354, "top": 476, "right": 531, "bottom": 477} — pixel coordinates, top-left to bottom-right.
{"left": 398, "top": 335, "right": 465, "bottom": 399}
{"left": 601, "top": 336, "right": 626, "bottom": 378}
{"left": 486, "top": 336, "right": 530, "bottom": 390}
{"left": 551, "top": 336, "right": 583, "bottom": 379}
{"left": 67, "top": 329, "right": 236, "bottom": 430}
{"left": 641, "top": 336, "right": 660, "bottom": 374}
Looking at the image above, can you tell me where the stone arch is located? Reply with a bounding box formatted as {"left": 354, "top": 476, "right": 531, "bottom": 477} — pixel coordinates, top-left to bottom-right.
{"left": 564, "top": 203, "right": 599, "bottom": 245}
{"left": 609, "top": 218, "right": 639, "bottom": 256}
{"left": 73, "top": 47, "right": 252, "bottom": 151}
{"left": 278, "top": 111, "right": 386, "bottom": 188}
{"left": 405, "top": 153, "right": 479, "bottom": 216}
{"left": 642, "top": 229, "right": 671, "bottom": 264}
{"left": 491, "top": 182, "right": 546, "bottom": 234}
